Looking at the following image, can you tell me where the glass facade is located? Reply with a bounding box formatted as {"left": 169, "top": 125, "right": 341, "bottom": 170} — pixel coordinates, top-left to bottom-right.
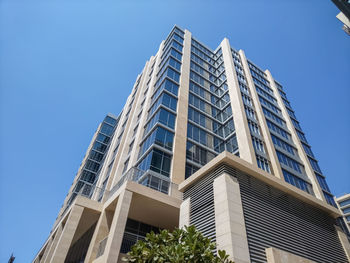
{"left": 136, "top": 27, "right": 184, "bottom": 178}
{"left": 67, "top": 114, "right": 119, "bottom": 206}
{"left": 96, "top": 26, "right": 335, "bottom": 206}
{"left": 185, "top": 40, "right": 239, "bottom": 179}
{"left": 67, "top": 25, "right": 337, "bottom": 212}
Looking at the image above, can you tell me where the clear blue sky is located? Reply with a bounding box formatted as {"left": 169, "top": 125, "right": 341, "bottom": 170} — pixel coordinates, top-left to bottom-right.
{"left": 0, "top": 0, "right": 349, "bottom": 261}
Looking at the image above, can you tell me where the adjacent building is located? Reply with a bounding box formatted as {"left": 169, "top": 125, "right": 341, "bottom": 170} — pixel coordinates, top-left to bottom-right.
{"left": 337, "top": 194, "right": 350, "bottom": 232}
{"left": 33, "top": 26, "right": 350, "bottom": 263}
{"left": 332, "top": 0, "right": 350, "bottom": 35}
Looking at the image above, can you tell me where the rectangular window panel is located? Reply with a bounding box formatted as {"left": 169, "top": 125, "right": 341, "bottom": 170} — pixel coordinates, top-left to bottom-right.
{"left": 138, "top": 149, "right": 171, "bottom": 177}
{"left": 276, "top": 150, "right": 303, "bottom": 174}
{"left": 282, "top": 169, "right": 313, "bottom": 194}
{"left": 100, "top": 123, "right": 114, "bottom": 136}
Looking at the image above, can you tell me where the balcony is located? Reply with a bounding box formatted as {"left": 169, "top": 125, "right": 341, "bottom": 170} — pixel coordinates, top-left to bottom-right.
{"left": 107, "top": 167, "right": 172, "bottom": 200}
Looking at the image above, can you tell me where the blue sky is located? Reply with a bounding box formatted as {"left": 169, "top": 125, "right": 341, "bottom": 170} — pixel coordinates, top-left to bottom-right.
{"left": 0, "top": 0, "right": 349, "bottom": 261}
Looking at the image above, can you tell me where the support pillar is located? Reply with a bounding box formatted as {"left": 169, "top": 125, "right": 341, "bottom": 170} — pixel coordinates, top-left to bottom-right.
{"left": 49, "top": 205, "right": 84, "bottom": 263}
{"left": 336, "top": 225, "right": 350, "bottom": 262}
{"left": 170, "top": 29, "right": 192, "bottom": 184}
{"left": 179, "top": 198, "right": 191, "bottom": 228}
{"left": 213, "top": 173, "right": 250, "bottom": 263}
{"left": 84, "top": 210, "right": 110, "bottom": 263}
{"left": 104, "top": 190, "right": 133, "bottom": 263}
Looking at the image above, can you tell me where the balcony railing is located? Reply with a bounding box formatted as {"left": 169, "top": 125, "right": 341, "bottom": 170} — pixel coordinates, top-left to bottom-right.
{"left": 120, "top": 232, "right": 146, "bottom": 254}
{"left": 107, "top": 167, "right": 172, "bottom": 199}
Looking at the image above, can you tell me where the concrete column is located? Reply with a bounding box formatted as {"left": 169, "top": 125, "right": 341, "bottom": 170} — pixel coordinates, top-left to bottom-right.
{"left": 179, "top": 198, "right": 191, "bottom": 228}
{"left": 104, "top": 190, "right": 133, "bottom": 263}
{"left": 169, "top": 182, "right": 182, "bottom": 200}
{"left": 239, "top": 50, "right": 282, "bottom": 178}
{"left": 335, "top": 225, "right": 350, "bottom": 262}
{"left": 84, "top": 210, "right": 110, "bottom": 263}
{"left": 49, "top": 205, "right": 84, "bottom": 263}
{"left": 213, "top": 173, "right": 250, "bottom": 263}
{"left": 43, "top": 224, "right": 63, "bottom": 263}
{"left": 266, "top": 247, "right": 316, "bottom": 263}
{"left": 220, "top": 39, "right": 256, "bottom": 165}
{"left": 170, "top": 29, "right": 192, "bottom": 185}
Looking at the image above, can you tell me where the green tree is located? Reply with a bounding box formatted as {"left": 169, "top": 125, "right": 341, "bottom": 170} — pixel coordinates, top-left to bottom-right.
{"left": 122, "top": 225, "right": 234, "bottom": 263}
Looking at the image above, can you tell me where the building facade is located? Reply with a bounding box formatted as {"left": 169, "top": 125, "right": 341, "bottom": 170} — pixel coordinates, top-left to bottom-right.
{"left": 337, "top": 194, "right": 350, "bottom": 232}
{"left": 33, "top": 26, "right": 350, "bottom": 263}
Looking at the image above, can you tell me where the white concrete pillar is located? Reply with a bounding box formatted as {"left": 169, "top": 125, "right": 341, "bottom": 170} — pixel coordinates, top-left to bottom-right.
{"left": 104, "top": 190, "right": 133, "bottom": 263}
{"left": 171, "top": 29, "right": 192, "bottom": 185}
{"left": 84, "top": 210, "right": 109, "bottom": 263}
{"left": 50, "top": 205, "right": 84, "bottom": 263}
{"left": 213, "top": 173, "right": 250, "bottom": 263}
{"left": 239, "top": 50, "right": 282, "bottom": 178}
{"left": 335, "top": 225, "right": 350, "bottom": 262}
{"left": 179, "top": 198, "right": 191, "bottom": 228}
{"left": 220, "top": 39, "right": 256, "bottom": 165}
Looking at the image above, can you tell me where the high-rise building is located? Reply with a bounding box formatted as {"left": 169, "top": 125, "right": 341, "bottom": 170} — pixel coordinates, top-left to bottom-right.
{"left": 337, "top": 194, "right": 350, "bottom": 232}
{"left": 33, "top": 26, "right": 350, "bottom": 263}
{"left": 332, "top": 0, "right": 350, "bottom": 36}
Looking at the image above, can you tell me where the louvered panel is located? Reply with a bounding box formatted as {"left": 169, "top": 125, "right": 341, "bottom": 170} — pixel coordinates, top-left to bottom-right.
{"left": 183, "top": 164, "right": 348, "bottom": 263}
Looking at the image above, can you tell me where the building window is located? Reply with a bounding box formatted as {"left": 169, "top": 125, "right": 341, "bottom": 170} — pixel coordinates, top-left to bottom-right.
{"left": 282, "top": 169, "right": 313, "bottom": 195}
{"left": 96, "top": 133, "right": 110, "bottom": 144}
{"left": 324, "top": 192, "right": 336, "bottom": 207}
{"left": 271, "top": 134, "right": 296, "bottom": 155}
{"left": 308, "top": 157, "right": 322, "bottom": 174}
{"left": 185, "top": 162, "right": 200, "bottom": 179}
{"left": 144, "top": 108, "right": 176, "bottom": 135}
{"left": 339, "top": 199, "right": 350, "bottom": 207}
{"left": 256, "top": 155, "right": 270, "bottom": 173}
{"left": 316, "top": 174, "right": 331, "bottom": 192}
{"left": 139, "top": 126, "right": 174, "bottom": 157}
{"left": 149, "top": 92, "right": 177, "bottom": 116}
{"left": 89, "top": 150, "right": 104, "bottom": 162}
{"left": 104, "top": 116, "right": 117, "bottom": 126}
{"left": 137, "top": 149, "right": 171, "bottom": 177}
{"left": 276, "top": 150, "right": 303, "bottom": 174}
{"left": 93, "top": 142, "right": 107, "bottom": 153}
{"left": 252, "top": 137, "right": 265, "bottom": 153}
{"left": 342, "top": 207, "right": 350, "bottom": 214}
{"left": 85, "top": 160, "right": 100, "bottom": 173}
{"left": 100, "top": 123, "right": 114, "bottom": 136}
{"left": 186, "top": 141, "right": 216, "bottom": 165}
{"left": 248, "top": 121, "right": 260, "bottom": 135}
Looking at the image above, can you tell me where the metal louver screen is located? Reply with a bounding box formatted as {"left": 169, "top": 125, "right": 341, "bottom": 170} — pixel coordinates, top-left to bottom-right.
{"left": 184, "top": 165, "right": 234, "bottom": 245}
{"left": 184, "top": 164, "right": 348, "bottom": 263}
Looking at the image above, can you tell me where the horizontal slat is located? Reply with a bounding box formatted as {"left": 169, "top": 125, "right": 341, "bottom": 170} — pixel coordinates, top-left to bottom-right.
{"left": 184, "top": 164, "right": 348, "bottom": 263}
